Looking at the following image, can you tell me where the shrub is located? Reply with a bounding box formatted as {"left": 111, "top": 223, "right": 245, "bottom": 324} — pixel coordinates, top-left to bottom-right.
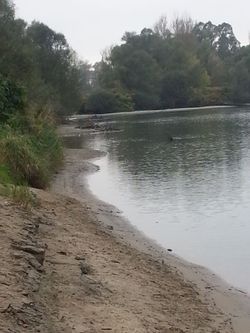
{"left": 0, "top": 75, "right": 25, "bottom": 122}
{"left": 0, "top": 131, "right": 43, "bottom": 186}
{"left": 85, "top": 88, "right": 133, "bottom": 114}
{"left": 0, "top": 164, "right": 13, "bottom": 184}
{"left": 0, "top": 110, "right": 63, "bottom": 189}
{"left": 4, "top": 185, "right": 37, "bottom": 209}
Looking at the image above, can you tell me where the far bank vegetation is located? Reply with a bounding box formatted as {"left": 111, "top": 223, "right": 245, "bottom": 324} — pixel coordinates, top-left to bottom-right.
{"left": 84, "top": 16, "right": 250, "bottom": 113}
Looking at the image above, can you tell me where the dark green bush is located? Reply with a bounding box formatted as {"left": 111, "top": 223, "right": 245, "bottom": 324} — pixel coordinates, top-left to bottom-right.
{"left": 0, "top": 164, "right": 13, "bottom": 184}
{"left": 0, "top": 110, "right": 63, "bottom": 189}
{"left": 0, "top": 75, "right": 25, "bottom": 122}
{"left": 85, "top": 89, "right": 133, "bottom": 114}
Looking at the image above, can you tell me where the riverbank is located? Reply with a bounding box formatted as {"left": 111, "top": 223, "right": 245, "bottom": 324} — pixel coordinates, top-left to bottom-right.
{"left": 69, "top": 105, "right": 235, "bottom": 121}
{"left": 0, "top": 126, "right": 250, "bottom": 332}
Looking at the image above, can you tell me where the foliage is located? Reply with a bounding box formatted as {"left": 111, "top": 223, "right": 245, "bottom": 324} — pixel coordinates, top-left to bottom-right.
{"left": 86, "top": 89, "right": 133, "bottom": 114}
{"left": 92, "top": 16, "right": 245, "bottom": 111}
{"left": 229, "top": 45, "right": 250, "bottom": 103}
{"left": 26, "top": 21, "right": 87, "bottom": 116}
{"left": 193, "top": 21, "right": 240, "bottom": 58}
{"left": 1, "top": 0, "right": 250, "bottom": 115}
{"left": 0, "top": 2, "right": 91, "bottom": 118}
{"left": 0, "top": 111, "right": 63, "bottom": 189}
{"left": 0, "top": 0, "right": 76, "bottom": 197}
{"left": 1, "top": 184, "right": 37, "bottom": 209}
{"left": 0, "top": 75, "right": 25, "bottom": 122}
{"left": 0, "top": 164, "right": 13, "bottom": 184}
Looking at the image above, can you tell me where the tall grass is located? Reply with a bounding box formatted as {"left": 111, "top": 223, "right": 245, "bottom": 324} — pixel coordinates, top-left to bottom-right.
{"left": 0, "top": 164, "right": 13, "bottom": 184}
{"left": 0, "top": 165, "right": 36, "bottom": 208}
{"left": 0, "top": 108, "right": 63, "bottom": 190}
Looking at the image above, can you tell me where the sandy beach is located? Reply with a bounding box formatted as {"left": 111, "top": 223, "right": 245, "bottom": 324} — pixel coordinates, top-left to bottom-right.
{"left": 0, "top": 125, "right": 250, "bottom": 332}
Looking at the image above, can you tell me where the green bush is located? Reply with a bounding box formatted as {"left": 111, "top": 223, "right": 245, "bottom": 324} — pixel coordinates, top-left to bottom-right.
{"left": 0, "top": 131, "right": 43, "bottom": 187}
{"left": 85, "top": 89, "right": 133, "bottom": 114}
{"left": 0, "top": 164, "right": 13, "bottom": 184}
{"left": 0, "top": 75, "right": 25, "bottom": 122}
{"left": 0, "top": 110, "right": 63, "bottom": 189}
{"left": 2, "top": 185, "right": 37, "bottom": 209}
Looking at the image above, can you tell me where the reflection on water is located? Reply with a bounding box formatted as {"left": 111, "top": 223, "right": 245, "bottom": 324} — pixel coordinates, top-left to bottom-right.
{"left": 62, "top": 134, "right": 84, "bottom": 149}
{"left": 83, "top": 107, "right": 250, "bottom": 292}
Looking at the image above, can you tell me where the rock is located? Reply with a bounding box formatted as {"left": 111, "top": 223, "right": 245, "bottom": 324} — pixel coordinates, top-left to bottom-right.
{"left": 75, "top": 255, "right": 86, "bottom": 261}
{"left": 1, "top": 304, "right": 12, "bottom": 314}
{"left": 58, "top": 251, "right": 67, "bottom": 256}
{"left": 167, "top": 249, "right": 173, "bottom": 252}
{"left": 79, "top": 262, "right": 91, "bottom": 275}
{"left": 107, "top": 225, "right": 114, "bottom": 231}
{"left": 27, "top": 256, "right": 45, "bottom": 273}
{"left": 101, "top": 328, "right": 112, "bottom": 331}
{"left": 12, "top": 244, "right": 46, "bottom": 265}
{"left": 0, "top": 302, "right": 11, "bottom": 313}
{"left": 12, "top": 252, "right": 24, "bottom": 260}
{"left": 111, "top": 260, "right": 120, "bottom": 264}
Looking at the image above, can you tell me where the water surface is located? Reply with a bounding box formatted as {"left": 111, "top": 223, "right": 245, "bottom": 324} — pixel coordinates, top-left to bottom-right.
{"left": 82, "top": 107, "right": 250, "bottom": 292}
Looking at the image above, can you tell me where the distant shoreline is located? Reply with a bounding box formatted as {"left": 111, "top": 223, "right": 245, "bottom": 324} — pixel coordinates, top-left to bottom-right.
{"left": 69, "top": 104, "right": 237, "bottom": 120}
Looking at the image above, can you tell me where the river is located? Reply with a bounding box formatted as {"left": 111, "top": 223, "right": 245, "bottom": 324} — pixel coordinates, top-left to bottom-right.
{"left": 77, "top": 107, "right": 250, "bottom": 293}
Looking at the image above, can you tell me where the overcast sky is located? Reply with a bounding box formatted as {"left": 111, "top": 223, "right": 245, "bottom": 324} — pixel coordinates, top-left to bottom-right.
{"left": 14, "top": 0, "right": 249, "bottom": 64}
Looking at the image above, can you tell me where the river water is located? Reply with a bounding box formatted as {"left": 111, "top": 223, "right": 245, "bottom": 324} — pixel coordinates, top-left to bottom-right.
{"left": 80, "top": 107, "right": 250, "bottom": 293}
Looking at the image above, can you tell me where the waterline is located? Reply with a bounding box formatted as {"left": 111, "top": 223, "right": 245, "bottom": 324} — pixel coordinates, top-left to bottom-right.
{"left": 85, "top": 107, "right": 250, "bottom": 293}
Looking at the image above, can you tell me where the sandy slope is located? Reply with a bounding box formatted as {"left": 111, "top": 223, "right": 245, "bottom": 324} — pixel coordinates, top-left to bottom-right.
{"left": 0, "top": 136, "right": 250, "bottom": 332}
{"left": 0, "top": 190, "right": 232, "bottom": 333}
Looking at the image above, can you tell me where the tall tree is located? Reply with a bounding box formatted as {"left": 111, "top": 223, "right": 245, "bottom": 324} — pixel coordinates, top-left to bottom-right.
{"left": 193, "top": 21, "right": 240, "bottom": 58}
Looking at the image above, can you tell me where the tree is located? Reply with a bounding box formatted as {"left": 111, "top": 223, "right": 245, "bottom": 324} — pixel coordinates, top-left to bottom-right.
{"left": 193, "top": 21, "right": 240, "bottom": 58}
{"left": 0, "top": 0, "right": 14, "bottom": 20}
{"left": 93, "top": 17, "right": 245, "bottom": 110}
{"left": 172, "top": 16, "right": 194, "bottom": 36}
{"left": 26, "top": 21, "right": 89, "bottom": 115}
{"left": 153, "top": 16, "right": 171, "bottom": 39}
{"left": 112, "top": 48, "right": 162, "bottom": 109}
{"left": 229, "top": 46, "right": 250, "bottom": 103}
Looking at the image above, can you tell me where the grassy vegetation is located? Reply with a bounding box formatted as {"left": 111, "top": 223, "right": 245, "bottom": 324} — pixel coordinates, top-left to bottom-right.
{"left": 1, "top": 111, "right": 62, "bottom": 184}
{"left": 0, "top": 113, "right": 62, "bottom": 186}
{"left": 0, "top": 184, "right": 37, "bottom": 209}
{"left": 0, "top": 109, "right": 63, "bottom": 206}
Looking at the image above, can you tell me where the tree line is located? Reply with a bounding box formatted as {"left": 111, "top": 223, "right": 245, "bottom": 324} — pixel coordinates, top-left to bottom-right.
{"left": 0, "top": 0, "right": 91, "bottom": 119}
{"left": 85, "top": 17, "right": 250, "bottom": 113}
{"left": 1, "top": 0, "right": 250, "bottom": 118}
{"left": 0, "top": 0, "right": 92, "bottom": 192}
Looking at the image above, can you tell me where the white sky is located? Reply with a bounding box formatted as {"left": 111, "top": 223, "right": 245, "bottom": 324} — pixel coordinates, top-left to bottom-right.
{"left": 14, "top": 0, "right": 250, "bottom": 64}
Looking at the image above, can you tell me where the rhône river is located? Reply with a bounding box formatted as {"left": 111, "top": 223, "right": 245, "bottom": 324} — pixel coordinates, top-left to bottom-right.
{"left": 84, "top": 107, "right": 250, "bottom": 293}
